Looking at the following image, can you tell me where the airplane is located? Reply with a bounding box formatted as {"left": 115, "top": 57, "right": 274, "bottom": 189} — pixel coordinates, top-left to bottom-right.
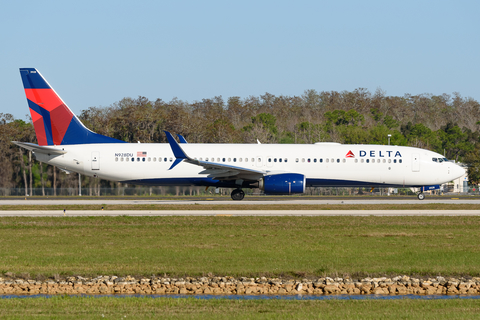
{"left": 14, "top": 68, "right": 465, "bottom": 201}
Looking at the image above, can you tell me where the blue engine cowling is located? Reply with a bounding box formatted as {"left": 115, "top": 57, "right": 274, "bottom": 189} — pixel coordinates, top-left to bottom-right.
{"left": 260, "top": 173, "right": 306, "bottom": 195}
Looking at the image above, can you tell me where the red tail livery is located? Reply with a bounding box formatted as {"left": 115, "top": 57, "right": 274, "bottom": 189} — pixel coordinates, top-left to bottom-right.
{"left": 19, "top": 68, "right": 124, "bottom": 145}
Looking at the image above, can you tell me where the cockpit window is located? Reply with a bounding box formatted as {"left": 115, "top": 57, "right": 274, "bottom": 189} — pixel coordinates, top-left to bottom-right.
{"left": 432, "top": 158, "right": 437, "bottom": 162}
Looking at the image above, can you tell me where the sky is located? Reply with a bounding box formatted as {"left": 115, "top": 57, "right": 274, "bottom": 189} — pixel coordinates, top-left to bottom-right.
{"left": 1, "top": 0, "right": 479, "bottom": 121}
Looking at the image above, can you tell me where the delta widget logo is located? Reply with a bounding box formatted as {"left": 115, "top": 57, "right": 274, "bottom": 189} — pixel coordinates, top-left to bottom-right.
{"left": 345, "top": 150, "right": 355, "bottom": 158}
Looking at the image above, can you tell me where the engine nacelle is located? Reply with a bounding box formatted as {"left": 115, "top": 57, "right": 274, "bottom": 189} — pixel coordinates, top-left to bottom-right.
{"left": 259, "top": 173, "right": 306, "bottom": 195}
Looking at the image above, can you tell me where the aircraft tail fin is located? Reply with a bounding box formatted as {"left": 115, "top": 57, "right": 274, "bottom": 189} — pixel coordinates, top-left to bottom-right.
{"left": 19, "top": 68, "right": 124, "bottom": 145}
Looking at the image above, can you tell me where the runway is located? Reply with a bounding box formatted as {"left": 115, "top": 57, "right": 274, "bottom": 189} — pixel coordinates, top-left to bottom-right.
{"left": 1, "top": 197, "right": 479, "bottom": 216}
{"left": 1, "top": 198, "right": 480, "bottom": 205}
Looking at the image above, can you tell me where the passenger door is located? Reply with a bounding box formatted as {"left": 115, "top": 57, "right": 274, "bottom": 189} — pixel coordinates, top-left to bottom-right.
{"left": 412, "top": 153, "right": 420, "bottom": 172}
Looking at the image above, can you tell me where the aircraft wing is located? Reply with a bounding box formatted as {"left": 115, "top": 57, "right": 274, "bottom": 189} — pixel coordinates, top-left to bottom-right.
{"left": 12, "top": 141, "right": 67, "bottom": 155}
{"left": 164, "top": 131, "right": 265, "bottom": 181}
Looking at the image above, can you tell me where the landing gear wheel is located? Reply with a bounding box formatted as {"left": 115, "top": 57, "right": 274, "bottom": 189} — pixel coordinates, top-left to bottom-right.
{"left": 231, "top": 189, "right": 245, "bottom": 201}
{"left": 417, "top": 193, "right": 425, "bottom": 200}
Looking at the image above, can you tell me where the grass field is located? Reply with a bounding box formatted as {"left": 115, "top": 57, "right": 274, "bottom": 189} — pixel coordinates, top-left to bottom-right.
{"left": 0, "top": 296, "right": 479, "bottom": 319}
{"left": 2, "top": 214, "right": 480, "bottom": 318}
{"left": 1, "top": 203, "right": 480, "bottom": 211}
{"left": 1, "top": 215, "right": 480, "bottom": 278}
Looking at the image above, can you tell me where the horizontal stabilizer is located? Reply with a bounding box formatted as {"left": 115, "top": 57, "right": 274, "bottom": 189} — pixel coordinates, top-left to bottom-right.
{"left": 12, "top": 141, "right": 67, "bottom": 155}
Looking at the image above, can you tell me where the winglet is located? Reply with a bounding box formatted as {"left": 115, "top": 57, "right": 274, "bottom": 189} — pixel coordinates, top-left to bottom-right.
{"left": 164, "top": 131, "right": 189, "bottom": 170}
{"left": 177, "top": 134, "right": 188, "bottom": 144}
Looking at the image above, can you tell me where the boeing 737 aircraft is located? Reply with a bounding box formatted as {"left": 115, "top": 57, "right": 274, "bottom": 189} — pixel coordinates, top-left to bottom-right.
{"left": 14, "top": 68, "right": 465, "bottom": 200}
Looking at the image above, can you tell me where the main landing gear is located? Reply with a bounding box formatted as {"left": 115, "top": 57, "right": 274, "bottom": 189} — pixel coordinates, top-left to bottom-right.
{"left": 231, "top": 189, "right": 245, "bottom": 201}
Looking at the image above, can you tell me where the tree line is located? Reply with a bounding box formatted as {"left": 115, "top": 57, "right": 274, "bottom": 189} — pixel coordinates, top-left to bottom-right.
{"left": 2, "top": 88, "right": 480, "bottom": 195}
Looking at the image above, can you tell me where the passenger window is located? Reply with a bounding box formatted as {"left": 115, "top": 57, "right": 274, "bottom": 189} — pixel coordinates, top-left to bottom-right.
{"left": 314, "top": 159, "right": 317, "bottom": 163}
{"left": 388, "top": 159, "right": 391, "bottom": 163}
{"left": 148, "top": 157, "right": 151, "bottom": 162}
{"left": 223, "top": 158, "right": 226, "bottom": 162}
{"left": 132, "top": 158, "right": 135, "bottom": 162}
{"left": 320, "top": 159, "right": 323, "bottom": 163}
{"left": 268, "top": 158, "right": 272, "bottom": 162}
{"left": 296, "top": 158, "right": 299, "bottom": 163}
{"left": 169, "top": 158, "right": 173, "bottom": 162}
{"left": 115, "top": 157, "right": 118, "bottom": 162}
{"left": 366, "top": 159, "right": 370, "bottom": 163}
{"left": 399, "top": 159, "right": 402, "bottom": 163}
{"left": 331, "top": 158, "right": 334, "bottom": 163}
{"left": 361, "top": 159, "right": 364, "bottom": 163}
{"left": 326, "top": 159, "right": 329, "bottom": 163}
{"left": 337, "top": 159, "right": 340, "bottom": 163}
{"left": 302, "top": 158, "right": 305, "bottom": 162}
{"left": 274, "top": 158, "right": 277, "bottom": 162}
{"left": 308, "top": 158, "right": 311, "bottom": 163}
{"left": 285, "top": 159, "right": 288, "bottom": 163}
{"left": 383, "top": 159, "right": 386, "bottom": 163}
{"left": 279, "top": 158, "right": 282, "bottom": 162}
{"left": 121, "top": 157, "right": 124, "bottom": 162}
{"left": 394, "top": 159, "right": 397, "bottom": 163}
{"left": 142, "top": 158, "right": 146, "bottom": 162}
{"left": 355, "top": 159, "right": 358, "bottom": 163}
{"left": 258, "top": 158, "right": 261, "bottom": 162}
{"left": 164, "top": 158, "right": 167, "bottom": 162}
{"left": 342, "top": 159, "right": 346, "bottom": 163}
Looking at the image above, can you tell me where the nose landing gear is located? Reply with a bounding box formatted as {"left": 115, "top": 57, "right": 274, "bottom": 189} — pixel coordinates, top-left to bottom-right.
{"left": 231, "top": 189, "right": 245, "bottom": 201}
{"left": 417, "top": 192, "right": 425, "bottom": 200}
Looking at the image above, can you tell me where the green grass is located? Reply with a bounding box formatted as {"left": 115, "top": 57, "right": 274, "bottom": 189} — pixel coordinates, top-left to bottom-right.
{"left": 1, "top": 203, "right": 480, "bottom": 210}
{"left": 0, "top": 297, "right": 479, "bottom": 319}
{"left": 1, "top": 216, "right": 480, "bottom": 278}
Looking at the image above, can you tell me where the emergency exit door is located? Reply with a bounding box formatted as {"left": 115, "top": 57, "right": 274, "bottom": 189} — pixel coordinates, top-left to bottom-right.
{"left": 91, "top": 152, "right": 100, "bottom": 170}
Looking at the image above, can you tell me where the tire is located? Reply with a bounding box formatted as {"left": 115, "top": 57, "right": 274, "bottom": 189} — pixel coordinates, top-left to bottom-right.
{"left": 231, "top": 189, "right": 245, "bottom": 201}
{"left": 417, "top": 193, "right": 425, "bottom": 200}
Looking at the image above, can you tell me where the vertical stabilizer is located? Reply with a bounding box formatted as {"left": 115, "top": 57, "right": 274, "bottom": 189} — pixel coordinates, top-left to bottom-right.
{"left": 19, "top": 68, "right": 124, "bottom": 145}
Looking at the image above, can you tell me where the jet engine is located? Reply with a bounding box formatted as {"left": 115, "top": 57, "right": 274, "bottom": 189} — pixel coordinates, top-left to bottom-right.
{"left": 259, "top": 173, "right": 305, "bottom": 195}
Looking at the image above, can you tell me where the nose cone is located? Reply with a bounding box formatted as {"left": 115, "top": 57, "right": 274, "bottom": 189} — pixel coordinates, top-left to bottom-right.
{"left": 451, "top": 163, "right": 466, "bottom": 180}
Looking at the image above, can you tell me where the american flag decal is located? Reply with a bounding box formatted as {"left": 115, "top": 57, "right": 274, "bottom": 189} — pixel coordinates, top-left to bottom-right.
{"left": 137, "top": 151, "right": 147, "bottom": 157}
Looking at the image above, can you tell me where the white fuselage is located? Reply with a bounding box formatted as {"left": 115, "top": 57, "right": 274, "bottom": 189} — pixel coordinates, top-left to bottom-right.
{"left": 33, "top": 142, "right": 465, "bottom": 189}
